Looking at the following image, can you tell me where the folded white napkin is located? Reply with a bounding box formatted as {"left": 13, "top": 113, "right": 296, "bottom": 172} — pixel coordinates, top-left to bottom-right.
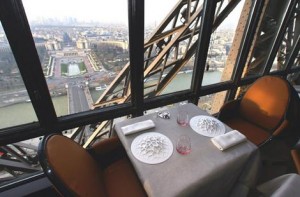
{"left": 211, "top": 130, "right": 246, "bottom": 151}
{"left": 121, "top": 120, "right": 155, "bottom": 136}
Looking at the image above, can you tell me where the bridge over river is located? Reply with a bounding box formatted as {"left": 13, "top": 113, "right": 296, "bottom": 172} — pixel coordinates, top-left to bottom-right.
{"left": 66, "top": 83, "right": 94, "bottom": 137}
{"left": 67, "top": 84, "right": 93, "bottom": 114}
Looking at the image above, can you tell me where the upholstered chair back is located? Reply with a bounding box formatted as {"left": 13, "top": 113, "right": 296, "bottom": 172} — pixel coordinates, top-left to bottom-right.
{"left": 39, "top": 134, "right": 106, "bottom": 196}
{"left": 239, "top": 76, "right": 290, "bottom": 132}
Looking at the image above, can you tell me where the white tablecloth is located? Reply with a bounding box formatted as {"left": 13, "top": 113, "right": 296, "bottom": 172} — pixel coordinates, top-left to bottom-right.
{"left": 115, "top": 103, "right": 259, "bottom": 197}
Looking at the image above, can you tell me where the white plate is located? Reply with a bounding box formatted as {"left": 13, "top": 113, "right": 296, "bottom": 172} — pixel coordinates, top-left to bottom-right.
{"left": 190, "top": 115, "right": 225, "bottom": 137}
{"left": 131, "top": 132, "right": 173, "bottom": 164}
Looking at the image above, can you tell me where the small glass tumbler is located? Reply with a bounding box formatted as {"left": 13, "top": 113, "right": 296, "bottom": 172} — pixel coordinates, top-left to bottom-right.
{"left": 177, "top": 109, "right": 189, "bottom": 126}
{"left": 176, "top": 135, "right": 191, "bottom": 155}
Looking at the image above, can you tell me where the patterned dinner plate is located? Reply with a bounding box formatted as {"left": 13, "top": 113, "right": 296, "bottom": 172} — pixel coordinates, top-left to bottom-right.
{"left": 131, "top": 132, "right": 173, "bottom": 164}
{"left": 190, "top": 115, "right": 225, "bottom": 137}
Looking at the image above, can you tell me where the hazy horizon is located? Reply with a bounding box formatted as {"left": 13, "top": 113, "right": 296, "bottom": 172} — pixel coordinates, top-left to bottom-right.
{"left": 22, "top": 0, "right": 178, "bottom": 26}
{"left": 22, "top": 0, "right": 243, "bottom": 29}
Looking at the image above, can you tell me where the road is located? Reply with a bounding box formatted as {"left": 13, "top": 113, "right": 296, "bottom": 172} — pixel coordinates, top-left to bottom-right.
{"left": 68, "top": 84, "right": 90, "bottom": 114}
{"left": 67, "top": 84, "right": 93, "bottom": 140}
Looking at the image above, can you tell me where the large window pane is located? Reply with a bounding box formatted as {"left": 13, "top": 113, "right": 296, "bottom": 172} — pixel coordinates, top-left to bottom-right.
{"left": 242, "top": 0, "right": 292, "bottom": 78}
{"left": 144, "top": 0, "right": 203, "bottom": 97}
{"left": 0, "top": 24, "right": 38, "bottom": 129}
{"left": 203, "top": 0, "right": 245, "bottom": 86}
{"left": 0, "top": 126, "right": 92, "bottom": 186}
{"left": 22, "top": 0, "right": 129, "bottom": 116}
{"left": 270, "top": 20, "right": 299, "bottom": 72}
{"left": 198, "top": 91, "right": 228, "bottom": 114}
{"left": 0, "top": 137, "right": 42, "bottom": 186}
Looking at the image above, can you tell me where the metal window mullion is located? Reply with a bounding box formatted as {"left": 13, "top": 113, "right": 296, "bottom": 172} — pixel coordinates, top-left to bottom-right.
{"left": 128, "top": 0, "right": 144, "bottom": 117}
{"left": 191, "top": 0, "right": 217, "bottom": 104}
{"left": 56, "top": 103, "right": 134, "bottom": 130}
{"left": 284, "top": 34, "right": 300, "bottom": 74}
{"left": 263, "top": 0, "right": 298, "bottom": 74}
{"left": 200, "top": 81, "right": 236, "bottom": 96}
{"left": 228, "top": 0, "right": 265, "bottom": 100}
{"left": 0, "top": 0, "right": 57, "bottom": 129}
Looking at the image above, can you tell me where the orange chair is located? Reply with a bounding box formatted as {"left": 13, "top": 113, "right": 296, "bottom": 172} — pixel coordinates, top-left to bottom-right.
{"left": 218, "top": 76, "right": 299, "bottom": 146}
{"left": 38, "top": 134, "right": 146, "bottom": 197}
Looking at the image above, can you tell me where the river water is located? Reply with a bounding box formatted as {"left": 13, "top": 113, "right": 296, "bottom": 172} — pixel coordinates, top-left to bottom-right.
{"left": 0, "top": 71, "right": 222, "bottom": 129}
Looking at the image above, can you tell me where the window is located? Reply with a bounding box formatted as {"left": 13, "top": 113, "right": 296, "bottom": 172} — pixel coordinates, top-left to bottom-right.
{"left": 242, "top": 0, "right": 293, "bottom": 78}
{"left": 0, "top": 23, "right": 38, "bottom": 129}
{"left": 198, "top": 91, "right": 228, "bottom": 114}
{"left": 22, "top": 0, "right": 130, "bottom": 115}
{"left": 144, "top": 0, "right": 204, "bottom": 97}
{"left": 203, "top": 0, "right": 245, "bottom": 85}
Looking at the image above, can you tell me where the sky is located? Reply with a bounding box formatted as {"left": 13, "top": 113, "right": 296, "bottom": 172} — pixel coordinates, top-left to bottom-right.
{"left": 22, "top": 0, "right": 178, "bottom": 25}
{"left": 22, "top": 0, "right": 243, "bottom": 28}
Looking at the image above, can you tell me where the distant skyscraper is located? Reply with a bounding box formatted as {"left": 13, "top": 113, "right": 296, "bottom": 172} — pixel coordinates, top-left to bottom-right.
{"left": 63, "top": 33, "right": 72, "bottom": 46}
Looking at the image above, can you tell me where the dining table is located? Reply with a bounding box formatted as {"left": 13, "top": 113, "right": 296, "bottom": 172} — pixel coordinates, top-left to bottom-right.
{"left": 114, "top": 103, "right": 260, "bottom": 197}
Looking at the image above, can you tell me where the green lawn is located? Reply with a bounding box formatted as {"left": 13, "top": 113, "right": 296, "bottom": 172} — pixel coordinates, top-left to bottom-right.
{"left": 78, "top": 62, "right": 87, "bottom": 72}
{"left": 61, "top": 63, "right": 68, "bottom": 76}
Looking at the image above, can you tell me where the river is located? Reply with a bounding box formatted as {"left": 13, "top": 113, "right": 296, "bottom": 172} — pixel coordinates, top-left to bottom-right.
{"left": 0, "top": 71, "right": 222, "bottom": 129}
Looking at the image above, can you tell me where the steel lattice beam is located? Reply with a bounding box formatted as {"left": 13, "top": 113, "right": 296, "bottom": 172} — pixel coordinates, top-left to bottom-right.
{"left": 93, "top": 0, "right": 242, "bottom": 109}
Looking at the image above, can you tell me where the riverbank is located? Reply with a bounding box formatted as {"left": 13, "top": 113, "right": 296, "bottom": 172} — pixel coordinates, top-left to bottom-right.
{"left": 0, "top": 70, "right": 222, "bottom": 129}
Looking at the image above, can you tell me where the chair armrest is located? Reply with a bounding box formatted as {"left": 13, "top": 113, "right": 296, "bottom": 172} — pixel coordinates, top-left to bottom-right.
{"left": 218, "top": 100, "right": 240, "bottom": 121}
{"left": 87, "top": 137, "right": 126, "bottom": 169}
{"left": 90, "top": 136, "right": 122, "bottom": 155}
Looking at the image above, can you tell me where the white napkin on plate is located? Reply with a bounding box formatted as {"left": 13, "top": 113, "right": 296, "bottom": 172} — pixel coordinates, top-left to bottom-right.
{"left": 121, "top": 120, "right": 155, "bottom": 136}
{"left": 211, "top": 130, "right": 246, "bottom": 151}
